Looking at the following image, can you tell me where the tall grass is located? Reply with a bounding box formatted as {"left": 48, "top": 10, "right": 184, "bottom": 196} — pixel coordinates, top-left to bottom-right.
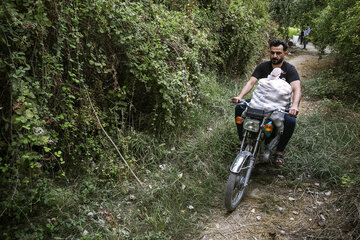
{"left": 33, "top": 98, "right": 359, "bottom": 239}
{"left": 17, "top": 64, "right": 360, "bottom": 239}
{"left": 126, "top": 74, "right": 243, "bottom": 239}
{"left": 284, "top": 81, "right": 360, "bottom": 186}
{"left": 22, "top": 73, "right": 245, "bottom": 240}
{"left": 127, "top": 71, "right": 360, "bottom": 238}
{"left": 303, "top": 69, "right": 359, "bottom": 107}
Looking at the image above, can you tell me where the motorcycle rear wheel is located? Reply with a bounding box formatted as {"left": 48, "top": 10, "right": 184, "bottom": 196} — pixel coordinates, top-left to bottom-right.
{"left": 224, "top": 154, "right": 251, "bottom": 212}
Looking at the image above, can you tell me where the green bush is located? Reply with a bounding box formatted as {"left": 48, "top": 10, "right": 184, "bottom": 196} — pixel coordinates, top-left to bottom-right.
{"left": 303, "top": 70, "right": 347, "bottom": 98}
{"left": 303, "top": 69, "right": 359, "bottom": 106}
{"left": 311, "top": 0, "right": 360, "bottom": 98}
{"left": 0, "top": 0, "right": 272, "bottom": 238}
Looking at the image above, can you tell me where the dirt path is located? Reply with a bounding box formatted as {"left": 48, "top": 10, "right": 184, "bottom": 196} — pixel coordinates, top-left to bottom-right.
{"left": 197, "top": 43, "right": 337, "bottom": 240}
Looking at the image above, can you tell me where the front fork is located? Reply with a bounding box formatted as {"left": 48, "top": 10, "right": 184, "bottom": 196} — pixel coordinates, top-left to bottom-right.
{"left": 230, "top": 131, "right": 261, "bottom": 187}
{"left": 230, "top": 129, "right": 263, "bottom": 187}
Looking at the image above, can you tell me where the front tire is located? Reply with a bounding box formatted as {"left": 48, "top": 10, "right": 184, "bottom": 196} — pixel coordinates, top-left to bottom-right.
{"left": 225, "top": 155, "right": 251, "bottom": 212}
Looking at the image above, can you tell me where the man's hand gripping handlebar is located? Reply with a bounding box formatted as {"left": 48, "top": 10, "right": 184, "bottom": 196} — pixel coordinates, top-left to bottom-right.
{"left": 231, "top": 96, "right": 242, "bottom": 104}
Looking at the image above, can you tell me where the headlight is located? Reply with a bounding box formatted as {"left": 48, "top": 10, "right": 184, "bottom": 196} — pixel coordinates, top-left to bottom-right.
{"left": 243, "top": 119, "right": 260, "bottom": 132}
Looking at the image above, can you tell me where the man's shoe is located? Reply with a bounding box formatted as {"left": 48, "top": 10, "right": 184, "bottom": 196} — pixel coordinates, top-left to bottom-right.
{"left": 273, "top": 153, "right": 285, "bottom": 165}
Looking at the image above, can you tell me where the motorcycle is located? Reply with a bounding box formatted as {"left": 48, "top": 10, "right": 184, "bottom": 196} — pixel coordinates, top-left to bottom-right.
{"left": 224, "top": 100, "right": 288, "bottom": 212}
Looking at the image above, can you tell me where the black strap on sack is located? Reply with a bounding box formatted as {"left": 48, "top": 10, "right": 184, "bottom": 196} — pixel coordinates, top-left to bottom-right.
{"left": 246, "top": 107, "right": 265, "bottom": 119}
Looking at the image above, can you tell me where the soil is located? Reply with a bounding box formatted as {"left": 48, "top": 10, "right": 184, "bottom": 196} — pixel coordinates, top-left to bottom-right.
{"left": 197, "top": 43, "right": 343, "bottom": 240}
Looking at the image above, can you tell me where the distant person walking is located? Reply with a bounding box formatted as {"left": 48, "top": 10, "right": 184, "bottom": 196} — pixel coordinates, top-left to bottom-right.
{"left": 303, "top": 25, "right": 311, "bottom": 49}
{"left": 299, "top": 29, "right": 304, "bottom": 45}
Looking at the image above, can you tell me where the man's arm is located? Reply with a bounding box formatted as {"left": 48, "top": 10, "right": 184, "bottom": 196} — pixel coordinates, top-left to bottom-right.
{"left": 289, "top": 80, "right": 301, "bottom": 117}
{"left": 231, "top": 76, "right": 258, "bottom": 103}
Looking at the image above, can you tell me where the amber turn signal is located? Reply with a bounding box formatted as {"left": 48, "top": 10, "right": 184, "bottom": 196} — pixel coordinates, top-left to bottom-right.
{"left": 235, "top": 116, "right": 243, "bottom": 124}
{"left": 264, "top": 123, "right": 273, "bottom": 132}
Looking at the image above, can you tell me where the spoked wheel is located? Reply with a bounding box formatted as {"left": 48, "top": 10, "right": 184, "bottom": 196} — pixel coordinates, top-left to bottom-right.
{"left": 224, "top": 154, "right": 251, "bottom": 212}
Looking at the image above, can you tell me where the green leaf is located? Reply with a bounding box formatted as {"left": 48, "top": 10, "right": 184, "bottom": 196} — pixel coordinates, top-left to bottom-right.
{"left": 25, "top": 109, "right": 34, "bottom": 119}
{"left": 22, "top": 125, "right": 31, "bottom": 130}
{"left": 55, "top": 151, "right": 62, "bottom": 158}
{"left": 15, "top": 116, "right": 26, "bottom": 123}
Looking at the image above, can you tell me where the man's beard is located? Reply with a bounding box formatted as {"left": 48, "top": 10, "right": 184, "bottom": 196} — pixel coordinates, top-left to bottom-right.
{"left": 271, "top": 57, "right": 284, "bottom": 65}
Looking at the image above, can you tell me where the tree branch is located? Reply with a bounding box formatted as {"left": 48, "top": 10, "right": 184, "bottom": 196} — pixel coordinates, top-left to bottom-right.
{"left": 85, "top": 88, "right": 143, "bottom": 185}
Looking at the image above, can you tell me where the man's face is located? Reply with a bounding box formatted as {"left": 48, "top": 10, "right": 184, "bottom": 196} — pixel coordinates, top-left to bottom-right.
{"left": 270, "top": 45, "right": 287, "bottom": 65}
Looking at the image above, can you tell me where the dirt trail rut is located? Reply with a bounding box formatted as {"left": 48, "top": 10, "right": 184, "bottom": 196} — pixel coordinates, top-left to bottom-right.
{"left": 197, "top": 43, "right": 336, "bottom": 240}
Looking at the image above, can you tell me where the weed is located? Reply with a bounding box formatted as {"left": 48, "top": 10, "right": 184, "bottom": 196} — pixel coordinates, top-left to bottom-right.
{"left": 303, "top": 70, "right": 360, "bottom": 106}
{"left": 283, "top": 109, "right": 360, "bottom": 186}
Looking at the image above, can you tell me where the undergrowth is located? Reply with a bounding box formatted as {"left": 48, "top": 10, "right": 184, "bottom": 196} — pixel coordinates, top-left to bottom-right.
{"left": 276, "top": 68, "right": 360, "bottom": 238}
{"left": 2, "top": 0, "right": 360, "bottom": 239}
{"left": 1, "top": 70, "right": 244, "bottom": 239}
{"left": 303, "top": 69, "right": 360, "bottom": 107}
{"left": 0, "top": 0, "right": 271, "bottom": 238}
{"left": 283, "top": 73, "right": 360, "bottom": 187}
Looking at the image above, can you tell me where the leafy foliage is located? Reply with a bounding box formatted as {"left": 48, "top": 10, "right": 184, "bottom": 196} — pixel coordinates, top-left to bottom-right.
{"left": 220, "top": 0, "right": 272, "bottom": 74}
{"left": 0, "top": 0, "right": 272, "bottom": 238}
{"left": 310, "top": 0, "right": 360, "bottom": 102}
{"left": 268, "top": 0, "right": 295, "bottom": 38}
{"left": 268, "top": 0, "right": 327, "bottom": 38}
{"left": 269, "top": 0, "right": 360, "bottom": 101}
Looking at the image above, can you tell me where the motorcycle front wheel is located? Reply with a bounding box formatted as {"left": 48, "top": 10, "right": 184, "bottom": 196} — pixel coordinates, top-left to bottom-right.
{"left": 224, "top": 154, "right": 251, "bottom": 212}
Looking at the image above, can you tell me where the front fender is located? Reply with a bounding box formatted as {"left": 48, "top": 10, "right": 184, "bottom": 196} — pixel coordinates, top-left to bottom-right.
{"left": 230, "top": 151, "right": 252, "bottom": 174}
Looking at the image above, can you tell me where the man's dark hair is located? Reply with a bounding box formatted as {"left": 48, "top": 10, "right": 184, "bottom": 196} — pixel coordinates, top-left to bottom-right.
{"left": 270, "top": 38, "right": 288, "bottom": 52}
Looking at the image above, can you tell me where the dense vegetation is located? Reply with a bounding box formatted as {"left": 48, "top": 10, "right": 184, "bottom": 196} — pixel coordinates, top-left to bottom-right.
{"left": 271, "top": 0, "right": 360, "bottom": 102}
{"left": 0, "top": 0, "right": 359, "bottom": 239}
{"left": 0, "top": 0, "right": 272, "bottom": 238}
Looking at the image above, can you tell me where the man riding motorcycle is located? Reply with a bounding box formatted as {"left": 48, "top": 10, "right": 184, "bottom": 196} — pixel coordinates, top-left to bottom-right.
{"left": 231, "top": 38, "right": 301, "bottom": 164}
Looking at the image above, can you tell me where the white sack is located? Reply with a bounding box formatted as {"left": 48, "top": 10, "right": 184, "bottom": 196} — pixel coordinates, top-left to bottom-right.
{"left": 249, "top": 68, "right": 292, "bottom": 124}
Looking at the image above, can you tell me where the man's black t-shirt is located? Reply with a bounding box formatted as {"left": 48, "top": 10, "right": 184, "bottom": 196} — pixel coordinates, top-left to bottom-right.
{"left": 252, "top": 61, "right": 300, "bottom": 84}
